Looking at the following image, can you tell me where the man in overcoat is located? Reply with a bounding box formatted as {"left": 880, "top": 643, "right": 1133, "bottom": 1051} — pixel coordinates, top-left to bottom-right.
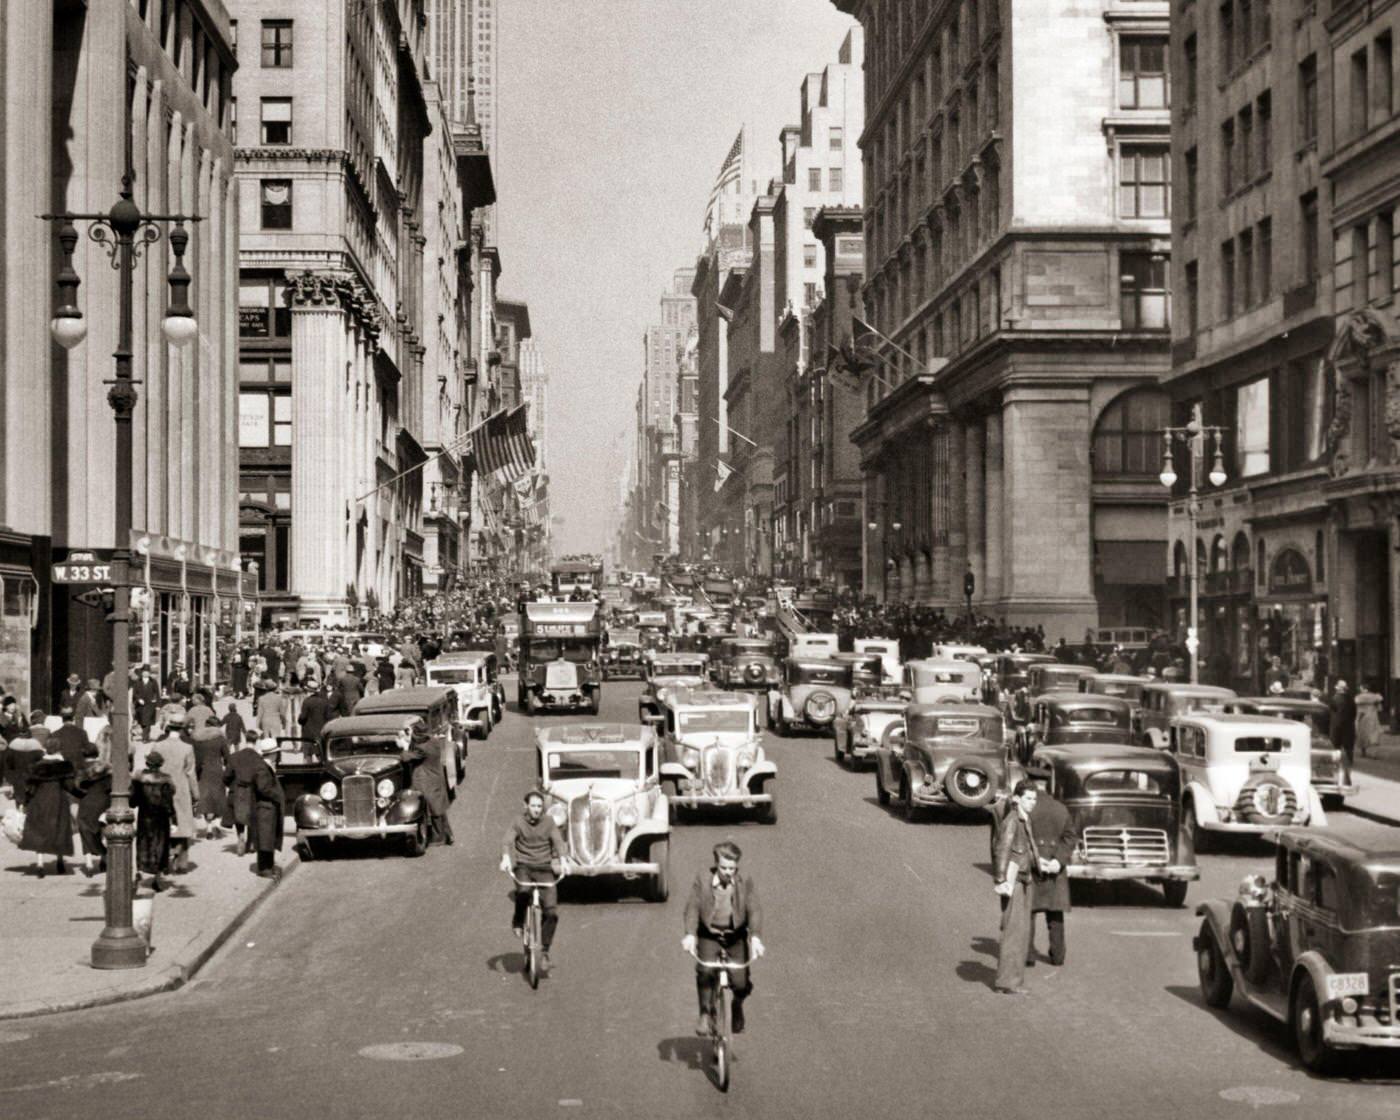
{"left": 408, "top": 720, "right": 452, "bottom": 845}
{"left": 1025, "top": 786, "right": 1076, "bottom": 967}
{"left": 250, "top": 740, "right": 286, "bottom": 878}
{"left": 223, "top": 732, "right": 265, "bottom": 854}
{"left": 132, "top": 665, "right": 161, "bottom": 741}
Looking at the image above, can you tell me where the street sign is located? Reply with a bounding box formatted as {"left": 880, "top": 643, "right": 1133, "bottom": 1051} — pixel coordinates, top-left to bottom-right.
{"left": 52, "top": 550, "right": 115, "bottom": 584}
{"left": 73, "top": 588, "right": 113, "bottom": 609}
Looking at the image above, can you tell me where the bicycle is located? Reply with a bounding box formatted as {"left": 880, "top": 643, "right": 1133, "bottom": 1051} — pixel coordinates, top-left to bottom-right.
{"left": 687, "top": 946, "right": 753, "bottom": 1092}
{"left": 509, "top": 865, "right": 566, "bottom": 989}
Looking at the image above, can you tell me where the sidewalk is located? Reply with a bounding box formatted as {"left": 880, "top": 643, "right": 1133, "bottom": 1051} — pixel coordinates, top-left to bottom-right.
{"left": 0, "top": 786, "right": 298, "bottom": 1021}
{"left": 1348, "top": 731, "right": 1400, "bottom": 826}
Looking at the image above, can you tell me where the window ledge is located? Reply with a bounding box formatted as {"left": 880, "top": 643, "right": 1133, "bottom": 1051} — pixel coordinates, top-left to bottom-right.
{"left": 1295, "top": 138, "right": 1318, "bottom": 159}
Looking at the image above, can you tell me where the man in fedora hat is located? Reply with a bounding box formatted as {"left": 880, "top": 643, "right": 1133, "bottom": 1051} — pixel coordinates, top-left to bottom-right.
{"left": 249, "top": 736, "right": 285, "bottom": 879}
{"left": 132, "top": 665, "right": 161, "bottom": 741}
{"left": 1332, "top": 679, "right": 1358, "bottom": 769}
{"left": 58, "top": 673, "right": 83, "bottom": 716}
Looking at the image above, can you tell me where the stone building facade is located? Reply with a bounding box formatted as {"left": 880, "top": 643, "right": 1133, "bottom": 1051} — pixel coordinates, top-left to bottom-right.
{"left": 837, "top": 0, "right": 1171, "bottom": 634}
{"left": 0, "top": 0, "right": 243, "bottom": 705}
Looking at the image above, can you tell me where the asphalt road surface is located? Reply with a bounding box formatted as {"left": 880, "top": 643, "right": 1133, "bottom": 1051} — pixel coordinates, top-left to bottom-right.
{"left": 3, "top": 680, "right": 1400, "bottom": 1120}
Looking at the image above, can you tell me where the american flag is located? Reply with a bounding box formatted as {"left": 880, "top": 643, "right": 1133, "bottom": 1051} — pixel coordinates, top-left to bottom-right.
{"left": 704, "top": 127, "right": 745, "bottom": 235}
{"left": 468, "top": 405, "right": 536, "bottom": 481}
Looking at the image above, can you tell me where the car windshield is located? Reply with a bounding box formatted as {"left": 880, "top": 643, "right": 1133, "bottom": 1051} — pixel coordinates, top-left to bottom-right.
{"left": 913, "top": 669, "right": 971, "bottom": 685}
{"left": 680, "top": 710, "right": 751, "bottom": 734}
{"left": 1175, "top": 697, "right": 1227, "bottom": 714}
{"left": 1094, "top": 681, "right": 1142, "bottom": 699}
{"left": 1064, "top": 708, "right": 1126, "bottom": 725}
{"left": 326, "top": 735, "right": 403, "bottom": 758}
{"left": 656, "top": 663, "right": 706, "bottom": 678}
{"left": 428, "top": 668, "right": 480, "bottom": 685}
{"left": 526, "top": 640, "right": 596, "bottom": 663}
{"left": 909, "top": 715, "right": 992, "bottom": 739}
{"left": 547, "top": 750, "right": 640, "bottom": 780}
{"left": 1083, "top": 769, "right": 1163, "bottom": 795}
{"left": 1234, "top": 736, "right": 1293, "bottom": 754}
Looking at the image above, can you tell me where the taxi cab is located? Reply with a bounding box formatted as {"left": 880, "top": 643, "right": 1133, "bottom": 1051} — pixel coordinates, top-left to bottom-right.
{"left": 656, "top": 687, "right": 776, "bottom": 823}
{"left": 902, "top": 658, "right": 983, "bottom": 704}
{"left": 874, "top": 703, "right": 1010, "bottom": 818}
{"left": 1136, "top": 682, "right": 1236, "bottom": 749}
{"left": 638, "top": 653, "right": 710, "bottom": 727}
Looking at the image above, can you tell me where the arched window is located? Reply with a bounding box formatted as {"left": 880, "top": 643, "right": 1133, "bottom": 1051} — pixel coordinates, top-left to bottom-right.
{"left": 1092, "top": 387, "right": 1171, "bottom": 476}
{"left": 1210, "top": 535, "right": 1227, "bottom": 573}
{"left": 1231, "top": 532, "right": 1250, "bottom": 572}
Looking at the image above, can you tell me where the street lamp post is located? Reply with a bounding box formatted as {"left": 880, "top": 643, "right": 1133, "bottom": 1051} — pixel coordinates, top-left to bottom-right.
{"left": 1158, "top": 406, "right": 1228, "bottom": 685}
{"left": 42, "top": 171, "right": 200, "bottom": 970}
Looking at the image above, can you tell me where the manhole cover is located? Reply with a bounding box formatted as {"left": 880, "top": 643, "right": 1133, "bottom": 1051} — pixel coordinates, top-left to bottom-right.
{"left": 359, "top": 1042, "right": 464, "bottom": 1062}
{"left": 0, "top": 1031, "right": 31, "bottom": 1044}
{"left": 1219, "top": 1086, "right": 1301, "bottom": 1107}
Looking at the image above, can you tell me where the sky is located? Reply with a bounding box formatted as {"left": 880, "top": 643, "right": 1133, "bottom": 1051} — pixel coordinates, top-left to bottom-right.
{"left": 494, "top": 0, "right": 860, "bottom": 557}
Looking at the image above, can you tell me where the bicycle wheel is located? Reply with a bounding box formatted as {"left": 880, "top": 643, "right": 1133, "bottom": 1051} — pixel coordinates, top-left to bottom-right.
{"left": 525, "top": 904, "right": 541, "bottom": 989}
{"left": 714, "top": 986, "right": 732, "bottom": 1092}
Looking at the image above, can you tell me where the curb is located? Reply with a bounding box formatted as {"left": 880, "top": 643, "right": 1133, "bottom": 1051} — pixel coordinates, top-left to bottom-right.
{"left": 0, "top": 852, "right": 301, "bottom": 1022}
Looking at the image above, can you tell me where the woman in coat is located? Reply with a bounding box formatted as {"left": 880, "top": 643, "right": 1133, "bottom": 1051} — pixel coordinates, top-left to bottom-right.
{"left": 407, "top": 720, "right": 452, "bottom": 845}
{"left": 190, "top": 721, "right": 230, "bottom": 838}
{"left": 19, "top": 751, "right": 76, "bottom": 876}
{"left": 3, "top": 725, "right": 45, "bottom": 808}
{"left": 130, "top": 750, "right": 175, "bottom": 891}
{"left": 71, "top": 738, "right": 112, "bottom": 875}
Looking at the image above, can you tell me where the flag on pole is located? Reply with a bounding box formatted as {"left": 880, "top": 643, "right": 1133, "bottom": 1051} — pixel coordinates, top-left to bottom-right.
{"left": 704, "top": 127, "right": 744, "bottom": 238}
{"left": 468, "top": 405, "right": 536, "bottom": 481}
{"left": 714, "top": 459, "right": 734, "bottom": 492}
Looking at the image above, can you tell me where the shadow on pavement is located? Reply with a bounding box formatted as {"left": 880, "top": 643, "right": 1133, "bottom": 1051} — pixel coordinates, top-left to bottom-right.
{"left": 657, "top": 1035, "right": 709, "bottom": 1074}
{"left": 486, "top": 951, "right": 526, "bottom": 976}
{"left": 956, "top": 959, "right": 999, "bottom": 989}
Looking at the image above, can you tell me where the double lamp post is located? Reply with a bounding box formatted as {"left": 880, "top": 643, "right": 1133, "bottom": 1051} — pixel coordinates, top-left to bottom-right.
{"left": 43, "top": 168, "right": 200, "bottom": 970}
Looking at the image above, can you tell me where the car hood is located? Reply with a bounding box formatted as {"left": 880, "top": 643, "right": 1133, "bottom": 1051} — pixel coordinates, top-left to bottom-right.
{"left": 852, "top": 699, "right": 906, "bottom": 714}
{"left": 676, "top": 732, "right": 754, "bottom": 751}
{"left": 545, "top": 778, "right": 644, "bottom": 801}
{"left": 325, "top": 755, "right": 402, "bottom": 779}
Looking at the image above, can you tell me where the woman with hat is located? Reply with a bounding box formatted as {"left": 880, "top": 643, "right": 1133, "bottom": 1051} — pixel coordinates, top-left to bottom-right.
{"left": 408, "top": 719, "right": 452, "bottom": 846}
{"left": 17, "top": 743, "right": 76, "bottom": 876}
{"left": 72, "top": 731, "right": 113, "bottom": 876}
{"left": 131, "top": 749, "right": 176, "bottom": 891}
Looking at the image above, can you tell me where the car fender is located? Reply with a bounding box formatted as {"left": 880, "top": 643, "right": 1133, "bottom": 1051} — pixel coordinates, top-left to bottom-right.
{"left": 742, "top": 760, "right": 777, "bottom": 788}
{"left": 293, "top": 794, "right": 328, "bottom": 830}
{"left": 659, "top": 761, "right": 692, "bottom": 783}
{"left": 1195, "top": 898, "right": 1233, "bottom": 957}
{"left": 1143, "top": 725, "right": 1168, "bottom": 749}
{"left": 1289, "top": 950, "right": 1338, "bottom": 1014}
{"left": 1184, "top": 780, "right": 1221, "bottom": 825}
{"left": 620, "top": 818, "right": 670, "bottom": 860}
{"left": 902, "top": 754, "right": 929, "bottom": 788}
{"left": 1305, "top": 786, "right": 1328, "bottom": 827}
{"left": 386, "top": 789, "right": 426, "bottom": 824}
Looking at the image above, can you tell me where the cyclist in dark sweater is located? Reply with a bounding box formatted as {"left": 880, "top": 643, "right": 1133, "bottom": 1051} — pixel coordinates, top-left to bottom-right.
{"left": 500, "top": 790, "right": 566, "bottom": 964}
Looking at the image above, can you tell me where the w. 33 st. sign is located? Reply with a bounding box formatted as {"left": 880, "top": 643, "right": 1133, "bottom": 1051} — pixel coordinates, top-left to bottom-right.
{"left": 52, "top": 550, "right": 115, "bottom": 585}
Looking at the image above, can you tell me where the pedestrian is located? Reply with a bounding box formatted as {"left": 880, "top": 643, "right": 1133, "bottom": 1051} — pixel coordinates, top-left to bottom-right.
{"left": 136, "top": 712, "right": 200, "bottom": 873}
{"left": 992, "top": 779, "right": 1039, "bottom": 995}
{"left": 222, "top": 699, "right": 248, "bottom": 748}
{"left": 1264, "top": 655, "right": 1290, "bottom": 693}
{"left": 1356, "top": 684, "right": 1384, "bottom": 759}
{"left": 57, "top": 673, "right": 83, "bottom": 715}
{"left": 187, "top": 689, "right": 216, "bottom": 734}
{"left": 333, "top": 668, "right": 364, "bottom": 718}
{"left": 1331, "top": 679, "right": 1358, "bottom": 769}
{"left": 394, "top": 657, "right": 416, "bottom": 690}
{"left": 223, "top": 731, "right": 264, "bottom": 855}
{"left": 297, "top": 684, "right": 332, "bottom": 746}
{"left": 375, "top": 656, "right": 397, "bottom": 694}
{"left": 255, "top": 681, "right": 290, "bottom": 739}
{"left": 249, "top": 738, "right": 286, "bottom": 879}
{"left": 130, "top": 749, "right": 175, "bottom": 892}
{"left": 73, "top": 678, "right": 103, "bottom": 723}
{"left": 132, "top": 665, "right": 160, "bottom": 741}
{"left": 190, "top": 715, "right": 229, "bottom": 840}
{"left": 1024, "top": 786, "right": 1075, "bottom": 967}
{"left": 3, "top": 720, "right": 44, "bottom": 806}
{"left": 72, "top": 737, "right": 112, "bottom": 876}
{"left": 408, "top": 720, "right": 452, "bottom": 845}
{"left": 19, "top": 746, "right": 76, "bottom": 876}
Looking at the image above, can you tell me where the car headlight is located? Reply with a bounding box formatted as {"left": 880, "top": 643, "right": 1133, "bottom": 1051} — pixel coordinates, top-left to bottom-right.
{"left": 737, "top": 749, "right": 756, "bottom": 770}
{"left": 616, "top": 802, "right": 640, "bottom": 828}
{"left": 548, "top": 803, "right": 568, "bottom": 827}
{"left": 683, "top": 748, "right": 700, "bottom": 769}
{"left": 376, "top": 778, "right": 395, "bottom": 798}
{"left": 319, "top": 781, "right": 338, "bottom": 801}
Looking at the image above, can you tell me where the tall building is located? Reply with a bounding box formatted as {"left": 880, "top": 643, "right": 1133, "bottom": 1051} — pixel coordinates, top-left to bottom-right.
{"left": 0, "top": 0, "right": 242, "bottom": 706}
{"left": 1166, "top": 1, "right": 1400, "bottom": 706}
{"left": 836, "top": 0, "right": 1171, "bottom": 634}
{"left": 424, "top": 0, "right": 496, "bottom": 236}
{"left": 519, "top": 338, "right": 549, "bottom": 472}
{"left": 231, "top": 0, "right": 483, "bottom": 621}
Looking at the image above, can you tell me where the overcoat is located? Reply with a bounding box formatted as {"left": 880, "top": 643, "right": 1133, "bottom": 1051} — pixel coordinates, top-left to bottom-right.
{"left": 222, "top": 745, "right": 265, "bottom": 829}
{"left": 131, "top": 769, "right": 175, "bottom": 873}
{"left": 409, "top": 740, "right": 450, "bottom": 816}
{"left": 134, "top": 734, "right": 199, "bottom": 839}
{"left": 250, "top": 755, "right": 285, "bottom": 853}
{"left": 1026, "top": 794, "right": 1076, "bottom": 913}
{"left": 190, "top": 728, "right": 230, "bottom": 819}
{"left": 18, "top": 756, "right": 75, "bottom": 856}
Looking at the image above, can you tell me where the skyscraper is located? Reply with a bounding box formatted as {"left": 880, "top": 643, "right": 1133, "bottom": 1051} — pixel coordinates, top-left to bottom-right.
{"left": 425, "top": 0, "right": 498, "bottom": 236}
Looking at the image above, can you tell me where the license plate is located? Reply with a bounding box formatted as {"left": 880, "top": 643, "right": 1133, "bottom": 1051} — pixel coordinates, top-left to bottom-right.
{"left": 1324, "top": 973, "right": 1370, "bottom": 1000}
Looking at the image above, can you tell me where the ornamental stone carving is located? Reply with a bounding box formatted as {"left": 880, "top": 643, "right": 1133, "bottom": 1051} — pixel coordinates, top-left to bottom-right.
{"left": 1323, "top": 308, "right": 1398, "bottom": 477}
{"left": 1386, "top": 359, "right": 1400, "bottom": 463}
{"left": 284, "top": 271, "right": 383, "bottom": 353}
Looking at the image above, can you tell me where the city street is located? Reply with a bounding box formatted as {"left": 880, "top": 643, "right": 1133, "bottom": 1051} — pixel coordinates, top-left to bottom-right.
{"left": 2, "top": 681, "right": 1399, "bottom": 1120}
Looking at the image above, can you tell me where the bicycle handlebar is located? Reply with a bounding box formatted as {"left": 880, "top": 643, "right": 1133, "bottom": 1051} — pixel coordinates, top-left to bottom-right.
{"left": 507, "top": 865, "right": 568, "bottom": 888}
{"left": 685, "top": 949, "right": 758, "bottom": 969}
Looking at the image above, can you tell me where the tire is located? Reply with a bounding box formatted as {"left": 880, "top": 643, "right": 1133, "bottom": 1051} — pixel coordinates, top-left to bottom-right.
{"left": 300, "top": 837, "right": 323, "bottom": 861}
{"left": 525, "top": 906, "right": 542, "bottom": 990}
{"left": 803, "top": 691, "right": 837, "bottom": 727}
{"left": 404, "top": 816, "right": 429, "bottom": 858}
{"left": 715, "top": 988, "right": 732, "bottom": 1092}
{"left": 662, "top": 779, "right": 680, "bottom": 825}
{"left": 757, "top": 780, "right": 777, "bottom": 824}
{"left": 944, "top": 762, "right": 996, "bottom": 809}
{"left": 1230, "top": 901, "right": 1273, "bottom": 985}
{"left": 647, "top": 838, "right": 670, "bottom": 902}
{"left": 901, "top": 775, "right": 922, "bottom": 823}
{"left": 876, "top": 767, "right": 891, "bottom": 806}
{"left": 773, "top": 709, "right": 788, "bottom": 738}
{"left": 1293, "top": 973, "right": 1340, "bottom": 1075}
{"left": 833, "top": 731, "right": 845, "bottom": 764}
{"left": 1162, "top": 880, "right": 1189, "bottom": 908}
{"left": 1184, "top": 800, "right": 1206, "bottom": 855}
{"left": 1196, "top": 919, "right": 1233, "bottom": 1009}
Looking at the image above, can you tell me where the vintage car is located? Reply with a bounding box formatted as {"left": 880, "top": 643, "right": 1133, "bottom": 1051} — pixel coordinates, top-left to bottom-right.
{"left": 854, "top": 638, "right": 902, "bottom": 684}
{"left": 638, "top": 653, "right": 710, "bottom": 726}
{"left": 603, "top": 628, "right": 645, "bottom": 680}
{"left": 1001, "top": 662, "right": 1098, "bottom": 726}
{"left": 291, "top": 714, "right": 433, "bottom": 858}
{"left": 832, "top": 692, "right": 906, "bottom": 769}
{"left": 535, "top": 724, "right": 671, "bottom": 901}
{"left": 1078, "top": 673, "right": 1148, "bottom": 713}
{"left": 903, "top": 658, "right": 984, "bottom": 704}
{"left": 1226, "top": 696, "right": 1358, "bottom": 808}
{"left": 789, "top": 632, "right": 840, "bottom": 659}
{"left": 769, "top": 658, "right": 853, "bottom": 736}
{"left": 635, "top": 610, "right": 671, "bottom": 651}
{"left": 423, "top": 652, "right": 498, "bottom": 739}
{"left": 1016, "top": 693, "right": 1137, "bottom": 763}
{"left": 833, "top": 651, "right": 885, "bottom": 694}
{"left": 354, "top": 687, "right": 465, "bottom": 791}
{"left": 1169, "top": 713, "right": 1326, "bottom": 851}
{"left": 1194, "top": 830, "right": 1400, "bottom": 1073}
{"left": 709, "top": 636, "right": 781, "bottom": 692}
{"left": 517, "top": 601, "right": 603, "bottom": 715}
{"left": 1022, "top": 745, "right": 1199, "bottom": 906}
{"left": 656, "top": 687, "right": 776, "bottom": 822}
{"left": 1136, "top": 682, "right": 1237, "bottom": 748}
{"left": 987, "top": 652, "right": 1057, "bottom": 705}
{"left": 874, "top": 703, "right": 1010, "bottom": 818}
{"left": 930, "top": 642, "right": 989, "bottom": 663}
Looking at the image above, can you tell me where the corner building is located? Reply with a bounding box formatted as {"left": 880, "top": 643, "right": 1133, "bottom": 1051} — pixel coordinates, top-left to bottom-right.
{"left": 837, "top": 0, "right": 1172, "bottom": 635}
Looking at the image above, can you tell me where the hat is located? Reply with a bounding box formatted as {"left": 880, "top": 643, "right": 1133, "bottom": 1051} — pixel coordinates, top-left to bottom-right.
{"left": 1268, "top": 680, "right": 1285, "bottom": 695}
{"left": 410, "top": 720, "right": 431, "bottom": 745}
{"left": 144, "top": 749, "right": 165, "bottom": 769}
{"left": 258, "top": 738, "right": 281, "bottom": 756}
{"left": 1335, "top": 679, "right": 1350, "bottom": 692}
{"left": 85, "top": 678, "right": 101, "bottom": 691}
{"left": 165, "top": 710, "right": 188, "bottom": 727}
{"left": 66, "top": 673, "right": 81, "bottom": 685}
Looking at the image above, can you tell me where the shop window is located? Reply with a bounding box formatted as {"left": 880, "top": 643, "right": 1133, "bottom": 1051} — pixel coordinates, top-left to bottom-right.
{"left": 1257, "top": 539, "right": 1266, "bottom": 586}
{"left": 1315, "top": 529, "right": 1325, "bottom": 580}
{"left": 238, "top": 389, "right": 291, "bottom": 448}
{"left": 1211, "top": 535, "right": 1227, "bottom": 573}
{"left": 239, "top": 278, "right": 291, "bottom": 339}
{"left": 1232, "top": 532, "right": 1250, "bottom": 572}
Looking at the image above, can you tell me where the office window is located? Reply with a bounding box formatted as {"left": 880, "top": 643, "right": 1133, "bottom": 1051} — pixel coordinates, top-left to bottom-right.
{"left": 1257, "top": 90, "right": 1271, "bottom": 170}
{"left": 830, "top": 127, "right": 843, "bottom": 150}
{"left": 1221, "top": 120, "right": 1235, "bottom": 197}
{"left": 1298, "top": 55, "right": 1318, "bottom": 144}
{"left": 229, "top": 18, "right": 237, "bottom": 50}
{"left": 1301, "top": 192, "right": 1319, "bottom": 280}
{"left": 809, "top": 167, "right": 822, "bottom": 192}
{"left": 1184, "top": 34, "right": 1197, "bottom": 109}
{"left": 1239, "top": 228, "right": 1255, "bottom": 307}
{"left": 1219, "top": 2, "right": 1234, "bottom": 71}
{"left": 987, "top": 63, "right": 1000, "bottom": 129}
{"left": 1120, "top": 252, "right": 1169, "bottom": 330}
{"left": 260, "top": 180, "right": 292, "bottom": 230}
{"left": 1120, "top": 145, "right": 1170, "bottom": 217}
{"left": 260, "top": 98, "right": 291, "bottom": 145}
{"left": 804, "top": 282, "right": 818, "bottom": 307}
{"left": 1093, "top": 387, "right": 1170, "bottom": 476}
{"left": 830, "top": 167, "right": 844, "bottom": 193}
{"left": 239, "top": 391, "right": 290, "bottom": 448}
{"left": 803, "top": 245, "right": 817, "bottom": 268}
{"left": 1379, "top": 211, "right": 1395, "bottom": 299}
{"left": 1235, "top": 378, "right": 1270, "bottom": 476}
{"left": 1353, "top": 225, "right": 1370, "bottom": 307}
{"left": 1186, "top": 260, "right": 1199, "bottom": 334}
{"left": 1185, "top": 147, "right": 1198, "bottom": 221}
{"left": 1276, "top": 360, "right": 1327, "bottom": 470}
{"left": 803, "top": 207, "right": 815, "bottom": 229}
{"left": 1351, "top": 48, "right": 1370, "bottom": 140}
{"left": 1120, "top": 38, "right": 1169, "bottom": 109}
{"left": 1377, "top": 33, "right": 1394, "bottom": 125}
{"left": 261, "top": 19, "right": 293, "bottom": 67}
{"left": 1222, "top": 239, "right": 1237, "bottom": 317}
{"left": 1239, "top": 105, "right": 1254, "bottom": 183}
{"left": 1257, "top": 217, "right": 1272, "bottom": 301}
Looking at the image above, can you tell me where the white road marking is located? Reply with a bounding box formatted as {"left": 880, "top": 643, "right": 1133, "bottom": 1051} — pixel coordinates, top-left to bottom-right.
{"left": 0, "top": 1032, "right": 31, "bottom": 1045}
{"left": 903, "top": 861, "right": 925, "bottom": 884}
{"left": 358, "top": 1042, "right": 464, "bottom": 1061}
{"left": 1109, "top": 930, "right": 1182, "bottom": 937}
{"left": 0, "top": 1071, "right": 142, "bottom": 1094}
{"left": 559, "top": 1101, "right": 583, "bottom": 1107}
{"left": 1219, "top": 1085, "right": 1300, "bottom": 1106}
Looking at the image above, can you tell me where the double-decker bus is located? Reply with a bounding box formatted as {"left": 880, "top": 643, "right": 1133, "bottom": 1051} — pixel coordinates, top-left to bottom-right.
{"left": 550, "top": 557, "right": 603, "bottom": 598}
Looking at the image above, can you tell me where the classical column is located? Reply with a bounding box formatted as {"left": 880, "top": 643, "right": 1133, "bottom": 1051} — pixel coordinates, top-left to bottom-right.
{"left": 948, "top": 417, "right": 967, "bottom": 608}
{"left": 929, "top": 422, "right": 950, "bottom": 600}
{"left": 913, "top": 551, "right": 931, "bottom": 603}
{"left": 966, "top": 417, "right": 986, "bottom": 605}
{"left": 288, "top": 273, "right": 350, "bottom": 619}
{"left": 985, "top": 409, "right": 1004, "bottom": 605}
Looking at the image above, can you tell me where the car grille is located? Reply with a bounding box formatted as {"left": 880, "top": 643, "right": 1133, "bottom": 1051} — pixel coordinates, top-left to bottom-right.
{"left": 341, "top": 774, "right": 376, "bottom": 829}
{"left": 702, "top": 748, "right": 736, "bottom": 794}
{"left": 1079, "top": 827, "right": 1170, "bottom": 867}
{"left": 546, "top": 663, "right": 578, "bottom": 690}
{"left": 1233, "top": 782, "right": 1298, "bottom": 821}
{"left": 568, "top": 796, "right": 614, "bottom": 868}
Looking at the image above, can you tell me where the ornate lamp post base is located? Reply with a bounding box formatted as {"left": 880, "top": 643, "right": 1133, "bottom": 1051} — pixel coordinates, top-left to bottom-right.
{"left": 91, "top": 809, "right": 145, "bottom": 969}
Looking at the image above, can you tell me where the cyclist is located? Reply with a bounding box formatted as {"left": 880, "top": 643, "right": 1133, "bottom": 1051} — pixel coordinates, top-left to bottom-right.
{"left": 500, "top": 790, "right": 566, "bottom": 969}
{"left": 681, "top": 839, "right": 765, "bottom": 1036}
